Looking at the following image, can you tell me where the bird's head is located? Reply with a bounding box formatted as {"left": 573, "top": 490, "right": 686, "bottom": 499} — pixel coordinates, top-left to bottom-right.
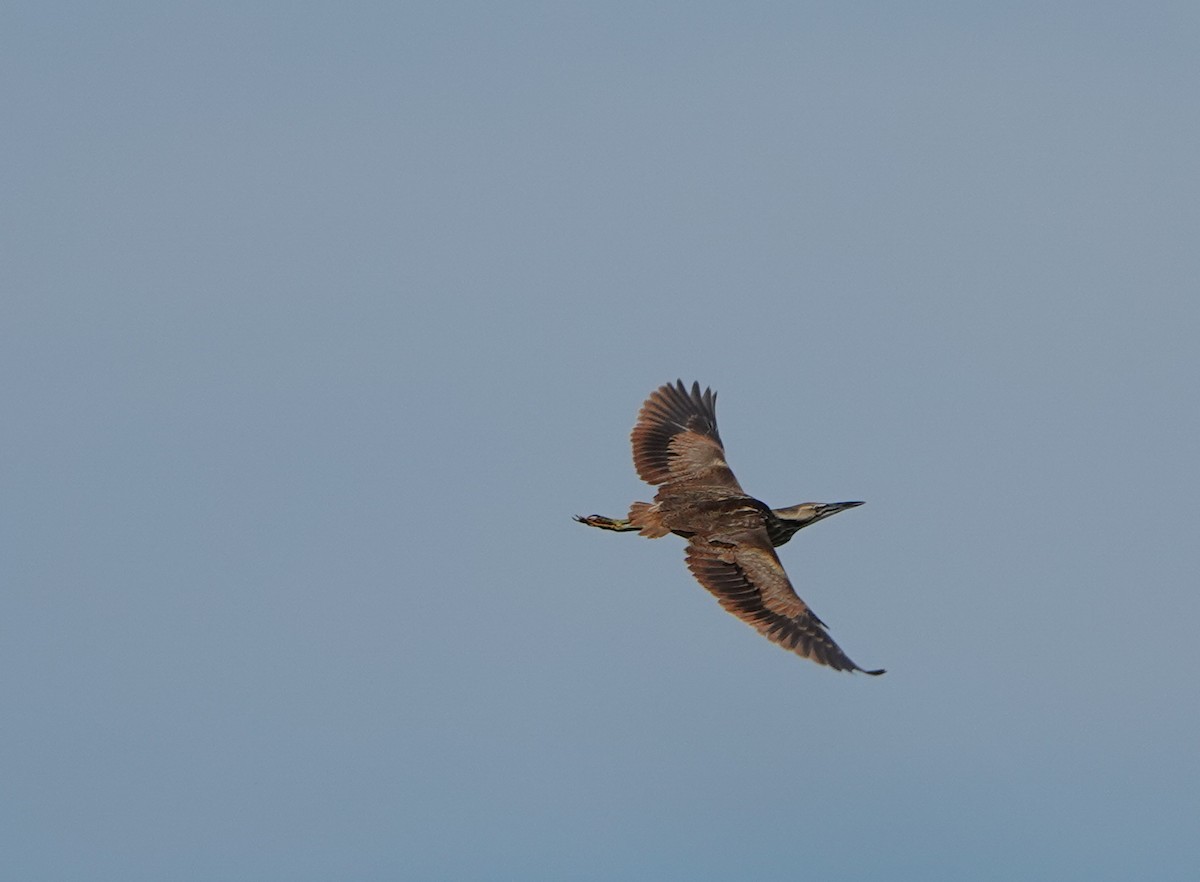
{"left": 772, "top": 500, "right": 864, "bottom": 527}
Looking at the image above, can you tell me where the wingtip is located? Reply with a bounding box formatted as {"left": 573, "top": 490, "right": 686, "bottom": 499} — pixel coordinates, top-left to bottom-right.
{"left": 860, "top": 668, "right": 886, "bottom": 676}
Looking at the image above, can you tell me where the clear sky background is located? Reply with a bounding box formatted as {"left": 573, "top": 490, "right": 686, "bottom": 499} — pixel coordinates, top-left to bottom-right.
{"left": 3, "top": 3, "right": 1198, "bottom": 880}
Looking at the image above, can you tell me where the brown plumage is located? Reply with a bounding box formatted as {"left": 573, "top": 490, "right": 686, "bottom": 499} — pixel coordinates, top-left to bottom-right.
{"left": 577, "top": 380, "right": 883, "bottom": 675}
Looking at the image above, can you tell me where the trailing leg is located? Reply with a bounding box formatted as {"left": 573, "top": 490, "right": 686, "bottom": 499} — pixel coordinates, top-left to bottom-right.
{"left": 573, "top": 514, "right": 640, "bottom": 532}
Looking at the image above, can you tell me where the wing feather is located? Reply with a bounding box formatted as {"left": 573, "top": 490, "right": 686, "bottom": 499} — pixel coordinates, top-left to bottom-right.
{"left": 631, "top": 380, "right": 744, "bottom": 492}
{"left": 684, "top": 532, "right": 884, "bottom": 674}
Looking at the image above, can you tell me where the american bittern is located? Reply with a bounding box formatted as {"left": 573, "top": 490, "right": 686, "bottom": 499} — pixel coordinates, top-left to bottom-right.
{"left": 577, "top": 380, "right": 883, "bottom": 675}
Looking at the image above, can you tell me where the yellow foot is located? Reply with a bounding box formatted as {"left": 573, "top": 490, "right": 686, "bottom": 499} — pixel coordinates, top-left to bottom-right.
{"left": 573, "top": 514, "right": 637, "bottom": 531}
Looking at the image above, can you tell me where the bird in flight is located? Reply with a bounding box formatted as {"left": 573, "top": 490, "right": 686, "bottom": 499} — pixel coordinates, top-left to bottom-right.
{"left": 577, "top": 380, "right": 883, "bottom": 675}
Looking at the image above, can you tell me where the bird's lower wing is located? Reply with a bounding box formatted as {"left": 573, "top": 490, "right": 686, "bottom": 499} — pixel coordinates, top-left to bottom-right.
{"left": 684, "top": 536, "right": 884, "bottom": 675}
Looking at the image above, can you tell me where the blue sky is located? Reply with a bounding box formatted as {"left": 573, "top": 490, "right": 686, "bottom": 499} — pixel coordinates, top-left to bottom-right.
{"left": 3, "top": 3, "right": 1198, "bottom": 880}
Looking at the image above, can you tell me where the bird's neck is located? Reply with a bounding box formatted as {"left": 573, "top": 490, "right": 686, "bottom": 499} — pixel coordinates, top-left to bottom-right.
{"left": 763, "top": 510, "right": 805, "bottom": 547}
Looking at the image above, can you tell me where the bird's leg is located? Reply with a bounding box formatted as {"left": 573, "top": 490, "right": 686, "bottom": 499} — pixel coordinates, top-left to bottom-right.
{"left": 574, "top": 514, "right": 640, "bottom": 532}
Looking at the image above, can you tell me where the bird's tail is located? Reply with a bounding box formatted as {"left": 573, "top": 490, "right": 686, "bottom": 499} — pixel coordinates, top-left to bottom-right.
{"left": 628, "top": 501, "right": 670, "bottom": 538}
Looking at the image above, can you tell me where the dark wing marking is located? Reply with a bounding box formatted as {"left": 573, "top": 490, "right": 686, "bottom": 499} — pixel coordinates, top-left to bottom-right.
{"left": 630, "top": 380, "right": 744, "bottom": 492}
{"left": 684, "top": 532, "right": 884, "bottom": 674}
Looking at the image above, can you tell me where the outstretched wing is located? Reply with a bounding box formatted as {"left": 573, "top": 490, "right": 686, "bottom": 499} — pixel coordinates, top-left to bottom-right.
{"left": 684, "top": 530, "right": 884, "bottom": 674}
{"left": 631, "top": 380, "right": 744, "bottom": 492}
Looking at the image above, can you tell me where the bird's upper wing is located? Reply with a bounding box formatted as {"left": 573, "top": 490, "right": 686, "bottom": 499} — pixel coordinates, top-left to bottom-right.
{"left": 631, "top": 380, "right": 744, "bottom": 492}
{"left": 684, "top": 529, "right": 884, "bottom": 674}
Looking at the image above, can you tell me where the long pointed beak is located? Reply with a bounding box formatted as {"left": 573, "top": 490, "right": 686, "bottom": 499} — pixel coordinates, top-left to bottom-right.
{"left": 817, "top": 501, "right": 865, "bottom": 517}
